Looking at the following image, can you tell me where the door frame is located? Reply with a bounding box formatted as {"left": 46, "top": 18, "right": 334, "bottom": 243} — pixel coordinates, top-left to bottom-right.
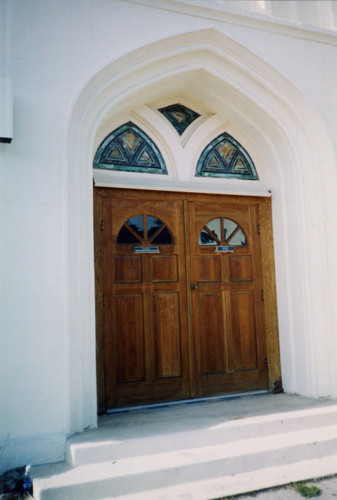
{"left": 94, "top": 187, "right": 281, "bottom": 413}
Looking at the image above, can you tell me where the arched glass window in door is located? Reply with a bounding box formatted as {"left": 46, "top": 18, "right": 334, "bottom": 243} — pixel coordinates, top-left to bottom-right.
{"left": 196, "top": 133, "right": 258, "bottom": 180}
{"left": 199, "top": 217, "right": 247, "bottom": 247}
{"left": 117, "top": 215, "right": 173, "bottom": 245}
{"left": 93, "top": 122, "right": 167, "bottom": 174}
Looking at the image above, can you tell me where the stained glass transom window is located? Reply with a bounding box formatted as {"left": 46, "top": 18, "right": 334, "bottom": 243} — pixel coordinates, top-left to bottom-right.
{"left": 196, "top": 133, "right": 258, "bottom": 180}
{"left": 93, "top": 122, "right": 167, "bottom": 174}
{"left": 158, "top": 103, "right": 200, "bottom": 136}
{"left": 117, "top": 215, "right": 173, "bottom": 245}
{"left": 199, "top": 218, "right": 247, "bottom": 247}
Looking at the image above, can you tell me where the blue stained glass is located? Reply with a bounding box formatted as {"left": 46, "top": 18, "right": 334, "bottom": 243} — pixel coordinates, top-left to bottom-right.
{"left": 93, "top": 122, "right": 167, "bottom": 174}
{"left": 196, "top": 133, "right": 258, "bottom": 180}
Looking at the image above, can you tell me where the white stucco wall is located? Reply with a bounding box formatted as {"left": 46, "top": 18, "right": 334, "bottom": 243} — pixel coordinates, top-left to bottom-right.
{"left": 1, "top": 0, "right": 337, "bottom": 472}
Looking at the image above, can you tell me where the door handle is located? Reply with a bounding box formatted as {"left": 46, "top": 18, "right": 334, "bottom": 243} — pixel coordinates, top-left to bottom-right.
{"left": 190, "top": 284, "right": 199, "bottom": 290}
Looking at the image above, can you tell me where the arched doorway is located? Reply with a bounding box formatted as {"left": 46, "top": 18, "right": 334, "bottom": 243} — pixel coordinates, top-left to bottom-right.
{"left": 93, "top": 114, "right": 279, "bottom": 411}
{"left": 67, "top": 29, "right": 336, "bottom": 430}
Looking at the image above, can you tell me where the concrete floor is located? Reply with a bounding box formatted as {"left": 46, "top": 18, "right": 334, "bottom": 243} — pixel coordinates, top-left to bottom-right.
{"left": 95, "top": 392, "right": 337, "bottom": 442}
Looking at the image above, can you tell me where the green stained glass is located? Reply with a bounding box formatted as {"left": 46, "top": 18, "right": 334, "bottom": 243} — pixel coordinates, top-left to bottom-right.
{"left": 196, "top": 133, "right": 258, "bottom": 180}
{"left": 93, "top": 122, "right": 167, "bottom": 174}
{"left": 158, "top": 103, "right": 200, "bottom": 136}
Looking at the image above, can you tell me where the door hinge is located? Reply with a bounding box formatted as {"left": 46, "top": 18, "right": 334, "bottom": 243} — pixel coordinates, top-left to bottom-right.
{"left": 257, "top": 223, "right": 261, "bottom": 235}
{"left": 102, "top": 294, "right": 106, "bottom": 307}
{"left": 261, "top": 289, "right": 264, "bottom": 301}
{"left": 100, "top": 218, "right": 104, "bottom": 232}
{"left": 264, "top": 357, "right": 269, "bottom": 370}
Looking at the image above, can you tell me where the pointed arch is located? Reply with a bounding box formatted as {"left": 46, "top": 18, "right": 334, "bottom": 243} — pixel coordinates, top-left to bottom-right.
{"left": 67, "top": 28, "right": 337, "bottom": 434}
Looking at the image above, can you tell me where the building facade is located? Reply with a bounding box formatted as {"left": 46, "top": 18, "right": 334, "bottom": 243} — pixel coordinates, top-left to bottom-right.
{"left": 2, "top": 0, "right": 337, "bottom": 472}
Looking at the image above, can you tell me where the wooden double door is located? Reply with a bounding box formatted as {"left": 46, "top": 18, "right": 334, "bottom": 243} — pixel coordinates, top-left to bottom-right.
{"left": 95, "top": 188, "right": 272, "bottom": 410}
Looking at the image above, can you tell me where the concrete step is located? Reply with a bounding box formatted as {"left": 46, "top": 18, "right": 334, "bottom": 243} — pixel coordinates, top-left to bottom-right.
{"left": 66, "top": 404, "right": 337, "bottom": 467}
{"left": 32, "top": 424, "right": 337, "bottom": 499}
{"left": 110, "top": 454, "right": 337, "bottom": 500}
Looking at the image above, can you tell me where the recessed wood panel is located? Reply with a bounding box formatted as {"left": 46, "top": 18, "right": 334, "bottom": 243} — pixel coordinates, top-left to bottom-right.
{"left": 198, "top": 293, "right": 225, "bottom": 374}
{"left": 197, "top": 256, "right": 221, "bottom": 282}
{"left": 114, "top": 255, "right": 142, "bottom": 283}
{"left": 151, "top": 255, "right": 178, "bottom": 282}
{"left": 230, "top": 256, "right": 252, "bottom": 282}
{"left": 115, "top": 295, "right": 145, "bottom": 382}
{"left": 231, "top": 292, "right": 257, "bottom": 370}
{"left": 153, "top": 293, "right": 182, "bottom": 378}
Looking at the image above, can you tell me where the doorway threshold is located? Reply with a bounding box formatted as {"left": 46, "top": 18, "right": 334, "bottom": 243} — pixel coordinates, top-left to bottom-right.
{"left": 107, "top": 389, "right": 269, "bottom": 414}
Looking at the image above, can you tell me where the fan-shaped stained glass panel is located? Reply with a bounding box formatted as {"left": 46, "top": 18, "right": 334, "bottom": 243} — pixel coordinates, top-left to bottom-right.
{"left": 94, "top": 122, "right": 167, "bottom": 174}
{"left": 158, "top": 103, "right": 200, "bottom": 136}
{"left": 196, "top": 133, "right": 258, "bottom": 180}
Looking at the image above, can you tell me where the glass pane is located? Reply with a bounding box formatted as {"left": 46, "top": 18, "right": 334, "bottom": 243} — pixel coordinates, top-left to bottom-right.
{"left": 228, "top": 228, "right": 247, "bottom": 246}
{"left": 117, "top": 225, "right": 140, "bottom": 244}
{"left": 206, "top": 218, "right": 221, "bottom": 241}
{"left": 126, "top": 215, "right": 144, "bottom": 239}
{"left": 223, "top": 218, "right": 238, "bottom": 242}
{"left": 216, "top": 141, "right": 235, "bottom": 161}
{"left": 199, "top": 228, "right": 217, "bottom": 245}
{"left": 152, "top": 226, "right": 173, "bottom": 244}
{"left": 147, "top": 216, "right": 163, "bottom": 239}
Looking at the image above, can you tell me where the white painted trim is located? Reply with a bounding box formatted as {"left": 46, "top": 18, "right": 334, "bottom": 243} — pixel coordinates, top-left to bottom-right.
{"left": 66, "top": 28, "right": 337, "bottom": 435}
{"left": 125, "top": 0, "right": 337, "bottom": 46}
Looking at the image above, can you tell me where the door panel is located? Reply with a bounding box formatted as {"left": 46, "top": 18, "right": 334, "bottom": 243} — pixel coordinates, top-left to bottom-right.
{"left": 151, "top": 256, "right": 178, "bottom": 282}
{"left": 231, "top": 291, "right": 257, "bottom": 370}
{"left": 189, "top": 201, "right": 267, "bottom": 397}
{"left": 198, "top": 293, "right": 226, "bottom": 374}
{"left": 114, "top": 255, "right": 142, "bottom": 283}
{"left": 115, "top": 294, "right": 145, "bottom": 382}
{"left": 102, "top": 195, "right": 190, "bottom": 408}
{"left": 197, "top": 256, "right": 221, "bottom": 282}
{"left": 153, "top": 293, "right": 182, "bottom": 378}
{"left": 229, "top": 256, "right": 252, "bottom": 282}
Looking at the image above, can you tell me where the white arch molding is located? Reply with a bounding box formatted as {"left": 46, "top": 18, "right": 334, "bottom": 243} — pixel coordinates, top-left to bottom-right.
{"left": 66, "top": 28, "right": 337, "bottom": 434}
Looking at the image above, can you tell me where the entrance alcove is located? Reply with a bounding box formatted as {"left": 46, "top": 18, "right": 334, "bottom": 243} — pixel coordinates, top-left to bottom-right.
{"left": 66, "top": 28, "right": 337, "bottom": 434}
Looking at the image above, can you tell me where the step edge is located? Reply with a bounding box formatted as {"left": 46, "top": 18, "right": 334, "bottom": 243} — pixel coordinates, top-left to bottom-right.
{"left": 33, "top": 433, "right": 337, "bottom": 490}
{"left": 105, "top": 454, "right": 337, "bottom": 500}
{"left": 67, "top": 423, "right": 337, "bottom": 466}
